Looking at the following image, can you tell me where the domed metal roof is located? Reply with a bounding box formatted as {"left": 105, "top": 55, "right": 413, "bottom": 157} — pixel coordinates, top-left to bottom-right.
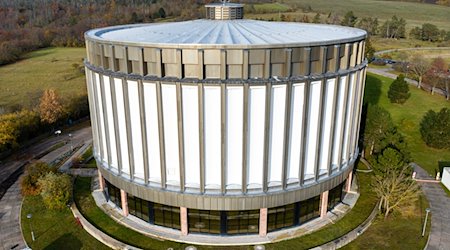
{"left": 86, "top": 19, "right": 366, "bottom": 49}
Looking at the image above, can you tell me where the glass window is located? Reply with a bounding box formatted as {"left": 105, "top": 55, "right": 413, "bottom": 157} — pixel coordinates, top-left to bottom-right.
{"left": 299, "top": 195, "right": 320, "bottom": 224}
{"left": 226, "top": 210, "right": 259, "bottom": 235}
{"left": 105, "top": 180, "right": 121, "bottom": 208}
{"left": 328, "top": 183, "right": 344, "bottom": 210}
{"left": 153, "top": 203, "right": 181, "bottom": 230}
{"left": 267, "top": 204, "right": 296, "bottom": 232}
{"left": 128, "top": 194, "right": 150, "bottom": 222}
{"left": 188, "top": 209, "right": 221, "bottom": 234}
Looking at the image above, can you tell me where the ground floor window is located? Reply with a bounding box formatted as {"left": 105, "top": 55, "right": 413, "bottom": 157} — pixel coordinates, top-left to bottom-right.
{"left": 188, "top": 209, "right": 221, "bottom": 234}
{"left": 328, "top": 183, "right": 345, "bottom": 210}
{"left": 128, "top": 194, "right": 150, "bottom": 223}
{"left": 153, "top": 203, "right": 181, "bottom": 230}
{"left": 226, "top": 210, "right": 259, "bottom": 235}
{"left": 105, "top": 180, "right": 121, "bottom": 208}
{"left": 299, "top": 195, "right": 320, "bottom": 224}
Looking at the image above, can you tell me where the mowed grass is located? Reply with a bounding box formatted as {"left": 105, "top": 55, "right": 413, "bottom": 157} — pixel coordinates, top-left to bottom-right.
{"left": 364, "top": 73, "right": 450, "bottom": 175}
{"left": 283, "top": 0, "right": 450, "bottom": 30}
{"left": 245, "top": 2, "right": 292, "bottom": 13}
{"left": 0, "top": 47, "right": 87, "bottom": 109}
{"left": 342, "top": 194, "right": 431, "bottom": 250}
{"left": 21, "top": 195, "right": 109, "bottom": 250}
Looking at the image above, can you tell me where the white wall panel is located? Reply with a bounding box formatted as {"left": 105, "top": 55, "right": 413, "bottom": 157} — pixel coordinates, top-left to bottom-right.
{"left": 162, "top": 84, "right": 180, "bottom": 186}
{"left": 342, "top": 74, "right": 356, "bottom": 164}
{"left": 287, "top": 83, "right": 305, "bottom": 183}
{"left": 319, "top": 78, "right": 336, "bottom": 174}
{"left": 103, "top": 76, "right": 118, "bottom": 173}
{"left": 332, "top": 76, "right": 347, "bottom": 168}
{"left": 128, "top": 80, "right": 145, "bottom": 180}
{"left": 182, "top": 85, "right": 201, "bottom": 188}
{"left": 304, "top": 81, "right": 322, "bottom": 179}
{"left": 94, "top": 73, "right": 108, "bottom": 164}
{"left": 114, "top": 78, "right": 130, "bottom": 176}
{"left": 247, "top": 86, "right": 266, "bottom": 187}
{"left": 143, "top": 82, "right": 161, "bottom": 184}
{"left": 226, "top": 86, "right": 243, "bottom": 187}
{"left": 204, "top": 86, "right": 222, "bottom": 188}
{"left": 86, "top": 71, "right": 100, "bottom": 158}
{"left": 268, "top": 85, "right": 286, "bottom": 184}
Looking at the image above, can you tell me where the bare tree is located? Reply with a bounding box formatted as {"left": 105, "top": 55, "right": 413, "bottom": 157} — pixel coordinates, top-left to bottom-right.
{"left": 409, "top": 54, "right": 430, "bottom": 89}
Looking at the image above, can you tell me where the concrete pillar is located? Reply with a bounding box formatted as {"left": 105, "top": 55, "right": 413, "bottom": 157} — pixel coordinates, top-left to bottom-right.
{"left": 120, "top": 189, "right": 129, "bottom": 217}
{"left": 320, "top": 190, "right": 329, "bottom": 219}
{"left": 98, "top": 170, "right": 105, "bottom": 191}
{"left": 259, "top": 208, "right": 268, "bottom": 237}
{"left": 346, "top": 171, "right": 353, "bottom": 193}
{"left": 180, "top": 207, "right": 188, "bottom": 236}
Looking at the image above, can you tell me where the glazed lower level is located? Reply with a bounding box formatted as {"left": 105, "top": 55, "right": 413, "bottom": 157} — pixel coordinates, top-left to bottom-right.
{"left": 98, "top": 170, "right": 353, "bottom": 236}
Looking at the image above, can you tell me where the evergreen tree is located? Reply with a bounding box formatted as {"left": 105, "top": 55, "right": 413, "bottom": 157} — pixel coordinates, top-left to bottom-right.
{"left": 312, "top": 13, "right": 321, "bottom": 23}
{"left": 420, "top": 108, "right": 450, "bottom": 149}
{"left": 341, "top": 11, "right": 357, "bottom": 27}
{"left": 388, "top": 74, "right": 410, "bottom": 104}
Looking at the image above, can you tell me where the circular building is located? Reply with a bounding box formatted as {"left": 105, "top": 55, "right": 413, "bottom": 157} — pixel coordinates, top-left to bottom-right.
{"left": 84, "top": 2, "right": 367, "bottom": 240}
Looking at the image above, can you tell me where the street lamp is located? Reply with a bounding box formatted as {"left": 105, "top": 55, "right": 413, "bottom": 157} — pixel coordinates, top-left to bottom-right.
{"left": 26, "top": 213, "right": 35, "bottom": 241}
{"left": 68, "top": 133, "right": 73, "bottom": 151}
{"left": 422, "top": 208, "right": 431, "bottom": 237}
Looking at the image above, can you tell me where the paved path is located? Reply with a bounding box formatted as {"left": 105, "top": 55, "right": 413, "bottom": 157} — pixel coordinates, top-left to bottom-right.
{"left": 0, "top": 126, "right": 92, "bottom": 250}
{"left": 414, "top": 164, "right": 450, "bottom": 250}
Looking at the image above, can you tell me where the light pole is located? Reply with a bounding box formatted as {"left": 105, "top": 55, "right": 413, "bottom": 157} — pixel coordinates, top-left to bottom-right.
{"left": 68, "top": 133, "right": 73, "bottom": 151}
{"left": 26, "top": 213, "right": 35, "bottom": 241}
{"left": 422, "top": 208, "right": 431, "bottom": 237}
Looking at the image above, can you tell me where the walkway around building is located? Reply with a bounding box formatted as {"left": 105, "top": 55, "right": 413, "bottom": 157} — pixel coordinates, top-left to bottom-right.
{"left": 413, "top": 164, "right": 450, "bottom": 250}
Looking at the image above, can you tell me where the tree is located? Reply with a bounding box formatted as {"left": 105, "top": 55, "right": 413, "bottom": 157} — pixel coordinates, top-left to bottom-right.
{"left": 409, "top": 54, "right": 430, "bottom": 89}
{"left": 364, "top": 37, "right": 375, "bottom": 60}
{"left": 421, "top": 23, "right": 440, "bottom": 42}
{"left": 357, "top": 17, "right": 379, "bottom": 36}
{"left": 371, "top": 148, "right": 419, "bottom": 219}
{"left": 20, "top": 161, "right": 56, "bottom": 196}
{"left": 39, "top": 89, "right": 64, "bottom": 125}
{"left": 420, "top": 108, "right": 450, "bottom": 149}
{"left": 388, "top": 74, "right": 410, "bottom": 104}
{"left": 424, "top": 57, "right": 448, "bottom": 96}
{"left": 158, "top": 7, "right": 166, "bottom": 18}
{"left": 363, "top": 105, "right": 395, "bottom": 156}
{"left": 341, "top": 11, "right": 357, "bottom": 27}
{"left": 312, "top": 13, "right": 321, "bottom": 23}
{"left": 380, "top": 15, "right": 406, "bottom": 39}
{"left": 38, "top": 172, "right": 72, "bottom": 210}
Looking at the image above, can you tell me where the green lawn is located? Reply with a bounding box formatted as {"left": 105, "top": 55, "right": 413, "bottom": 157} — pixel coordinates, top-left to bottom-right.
{"left": 343, "top": 194, "right": 431, "bottom": 249}
{"left": 441, "top": 183, "right": 450, "bottom": 197}
{"left": 364, "top": 73, "right": 450, "bottom": 175}
{"left": 21, "top": 195, "right": 109, "bottom": 250}
{"left": 283, "top": 0, "right": 450, "bottom": 31}
{"left": 0, "top": 47, "right": 87, "bottom": 109}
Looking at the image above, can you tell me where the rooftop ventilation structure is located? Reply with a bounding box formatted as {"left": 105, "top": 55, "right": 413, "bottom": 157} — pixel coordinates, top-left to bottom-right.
{"left": 205, "top": 0, "right": 244, "bottom": 20}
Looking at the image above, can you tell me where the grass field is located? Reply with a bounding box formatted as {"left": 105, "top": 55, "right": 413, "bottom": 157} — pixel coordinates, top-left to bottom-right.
{"left": 343, "top": 194, "right": 431, "bottom": 249}
{"left": 21, "top": 195, "right": 109, "bottom": 250}
{"left": 381, "top": 48, "right": 450, "bottom": 64}
{"left": 283, "top": 0, "right": 450, "bottom": 31}
{"left": 0, "top": 47, "right": 87, "bottom": 110}
{"left": 364, "top": 73, "right": 450, "bottom": 175}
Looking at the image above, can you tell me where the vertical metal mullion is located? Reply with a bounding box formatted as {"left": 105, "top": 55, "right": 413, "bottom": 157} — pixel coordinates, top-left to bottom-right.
{"left": 87, "top": 70, "right": 100, "bottom": 159}
{"left": 99, "top": 74, "right": 112, "bottom": 168}
{"left": 198, "top": 83, "right": 205, "bottom": 193}
{"left": 262, "top": 82, "right": 272, "bottom": 192}
{"left": 242, "top": 83, "right": 249, "bottom": 193}
{"left": 176, "top": 82, "right": 185, "bottom": 191}
{"left": 353, "top": 68, "right": 367, "bottom": 157}
{"left": 138, "top": 80, "right": 150, "bottom": 185}
{"left": 348, "top": 72, "right": 361, "bottom": 160}
{"left": 282, "top": 82, "right": 292, "bottom": 190}
{"left": 299, "top": 80, "right": 311, "bottom": 186}
{"left": 91, "top": 71, "right": 104, "bottom": 162}
{"left": 156, "top": 81, "right": 166, "bottom": 188}
{"left": 110, "top": 76, "right": 123, "bottom": 175}
{"left": 123, "top": 78, "right": 135, "bottom": 179}
{"left": 221, "top": 83, "right": 226, "bottom": 194}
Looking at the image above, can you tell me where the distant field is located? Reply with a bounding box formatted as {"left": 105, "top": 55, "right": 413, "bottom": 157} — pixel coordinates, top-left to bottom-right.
{"left": 282, "top": 0, "right": 450, "bottom": 30}
{"left": 0, "top": 47, "right": 87, "bottom": 110}
{"left": 382, "top": 48, "right": 450, "bottom": 64}
{"left": 364, "top": 73, "right": 450, "bottom": 174}
{"left": 245, "top": 2, "right": 291, "bottom": 13}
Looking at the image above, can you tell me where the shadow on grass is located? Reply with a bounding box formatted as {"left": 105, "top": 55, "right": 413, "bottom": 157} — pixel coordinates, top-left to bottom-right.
{"left": 44, "top": 233, "right": 82, "bottom": 250}
{"left": 364, "top": 74, "right": 383, "bottom": 106}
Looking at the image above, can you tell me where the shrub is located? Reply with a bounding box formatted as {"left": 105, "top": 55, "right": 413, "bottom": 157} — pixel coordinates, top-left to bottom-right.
{"left": 38, "top": 172, "right": 72, "bottom": 210}
{"left": 20, "top": 161, "right": 56, "bottom": 195}
{"left": 388, "top": 74, "right": 410, "bottom": 104}
{"left": 420, "top": 108, "right": 450, "bottom": 149}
